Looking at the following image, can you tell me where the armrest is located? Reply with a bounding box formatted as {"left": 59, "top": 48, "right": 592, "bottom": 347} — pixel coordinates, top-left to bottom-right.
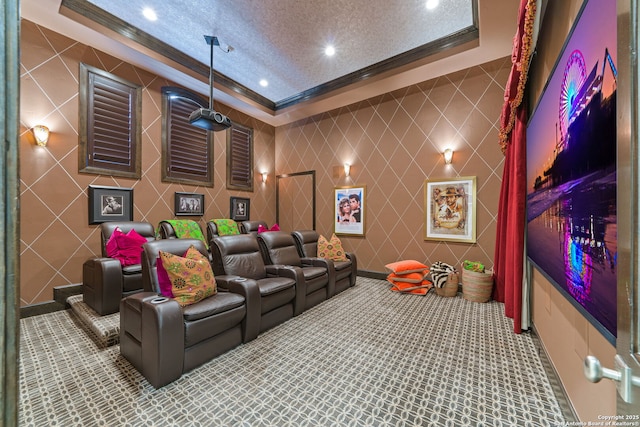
{"left": 266, "top": 265, "right": 307, "bottom": 316}
{"left": 217, "top": 275, "right": 261, "bottom": 343}
{"left": 140, "top": 296, "right": 185, "bottom": 389}
{"left": 82, "top": 257, "right": 124, "bottom": 315}
{"left": 346, "top": 252, "right": 358, "bottom": 286}
{"left": 301, "top": 257, "right": 336, "bottom": 297}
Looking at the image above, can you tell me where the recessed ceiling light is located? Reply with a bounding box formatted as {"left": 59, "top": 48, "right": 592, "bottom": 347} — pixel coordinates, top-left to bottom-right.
{"left": 142, "top": 7, "right": 157, "bottom": 21}
{"left": 325, "top": 45, "right": 336, "bottom": 56}
{"left": 426, "top": 0, "right": 439, "bottom": 10}
{"left": 259, "top": 79, "right": 268, "bottom": 87}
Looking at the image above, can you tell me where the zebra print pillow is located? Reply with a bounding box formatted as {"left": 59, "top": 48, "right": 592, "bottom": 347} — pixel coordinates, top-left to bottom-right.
{"left": 430, "top": 262, "right": 456, "bottom": 288}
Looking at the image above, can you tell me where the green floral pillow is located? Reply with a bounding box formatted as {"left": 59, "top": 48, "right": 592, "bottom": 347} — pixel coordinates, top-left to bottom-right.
{"left": 159, "top": 248, "right": 216, "bottom": 307}
{"left": 212, "top": 219, "right": 240, "bottom": 236}
{"left": 318, "top": 233, "right": 348, "bottom": 262}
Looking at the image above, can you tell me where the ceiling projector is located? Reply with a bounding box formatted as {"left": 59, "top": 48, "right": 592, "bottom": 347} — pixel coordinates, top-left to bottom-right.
{"left": 189, "top": 108, "right": 231, "bottom": 131}
{"left": 189, "top": 35, "right": 233, "bottom": 132}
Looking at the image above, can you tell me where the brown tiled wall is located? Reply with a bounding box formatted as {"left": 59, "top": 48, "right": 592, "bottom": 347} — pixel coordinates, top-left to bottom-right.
{"left": 19, "top": 20, "right": 276, "bottom": 306}
{"left": 19, "top": 19, "right": 509, "bottom": 307}
{"left": 276, "top": 58, "right": 510, "bottom": 273}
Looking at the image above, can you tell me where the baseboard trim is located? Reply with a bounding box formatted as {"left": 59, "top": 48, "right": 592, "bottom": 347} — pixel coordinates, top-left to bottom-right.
{"left": 530, "top": 325, "right": 578, "bottom": 422}
{"left": 357, "top": 269, "right": 387, "bottom": 280}
{"left": 20, "top": 283, "right": 83, "bottom": 318}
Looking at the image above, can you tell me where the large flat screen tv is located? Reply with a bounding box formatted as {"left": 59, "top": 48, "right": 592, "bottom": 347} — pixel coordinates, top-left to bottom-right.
{"left": 526, "top": 0, "right": 617, "bottom": 345}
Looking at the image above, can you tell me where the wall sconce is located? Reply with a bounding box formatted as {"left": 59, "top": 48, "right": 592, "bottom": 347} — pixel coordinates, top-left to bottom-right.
{"left": 32, "top": 125, "right": 50, "bottom": 147}
{"left": 262, "top": 172, "right": 268, "bottom": 183}
{"left": 344, "top": 163, "right": 351, "bottom": 177}
{"left": 443, "top": 148, "right": 454, "bottom": 164}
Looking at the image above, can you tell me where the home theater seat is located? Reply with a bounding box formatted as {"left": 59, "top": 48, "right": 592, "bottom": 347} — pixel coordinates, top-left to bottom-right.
{"left": 292, "top": 229, "right": 357, "bottom": 296}
{"left": 210, "top": 233, "right": 304, "bottom": 334}
{"left": 257, "top": 230, "right": 333, "bottom": 311}
{"left": 82, "top": 221, "right": 156, "bottom": 316}
{"left": 119, "top": 238, "right": 254, "bottom": 389}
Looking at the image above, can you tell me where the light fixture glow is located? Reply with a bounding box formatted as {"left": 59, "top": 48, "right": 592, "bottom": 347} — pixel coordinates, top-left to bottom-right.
{"left": 259, "top": 79, "right": 269, "bottom": 87}
{"left": 443, "top": 148, "right": 454, "bottom": 164}
{"left": 426, "top": 0, "right": 439, "bottom": 10}
{"left": 344, "top": 163, "right": 351, "bottom": 177}
{"left": 262, "top": 172, "right": 268, "bottom": 183}
{"left": 32, "top": 125, "right": 50, "bottom": 147}
{"left": 325, "top": 45, "right": 336, "bottom": 56}
{"left": 142, "top": 8, "right": 157, "bottom": 21}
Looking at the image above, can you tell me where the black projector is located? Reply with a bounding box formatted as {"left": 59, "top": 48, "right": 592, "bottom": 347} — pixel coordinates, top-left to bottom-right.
{"left": 189, "top": 108, "right": 232, "bottom": 131}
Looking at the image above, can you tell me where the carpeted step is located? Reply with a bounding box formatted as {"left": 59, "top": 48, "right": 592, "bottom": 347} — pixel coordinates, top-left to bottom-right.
{"left": 66, "top": 294, "right": 120, "bottom": 348}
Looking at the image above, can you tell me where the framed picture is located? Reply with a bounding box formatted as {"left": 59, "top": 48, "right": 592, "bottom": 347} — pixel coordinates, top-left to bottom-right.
{"left": 230, "top": 197, "right": 250, "bottom": 221}
{"left": 424, "top": 177, "right": 476, "bottom": 243}
{"left": 88, "top": 185, "right": 133, "bottom": 224}
{"left": 334, "top": 185, "right": 365, "bottom": 236}
{"left": 526, "top": 0, "right": 617, "bottom": 344}
{"left": 175, "top": 192, "right": 204, "bottom": 216}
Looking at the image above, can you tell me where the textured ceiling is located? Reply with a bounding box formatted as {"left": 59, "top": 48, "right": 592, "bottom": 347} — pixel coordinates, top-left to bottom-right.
{"left": 21, "top": 0, "right": 519, "bottom": 125}
{"left": 82, "top": 0, "right": 475, "bottom": 104}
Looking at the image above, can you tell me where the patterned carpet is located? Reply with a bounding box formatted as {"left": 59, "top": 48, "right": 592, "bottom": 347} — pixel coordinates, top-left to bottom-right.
{"left": 19, "top": 277, "right": 570, "bottom": 426}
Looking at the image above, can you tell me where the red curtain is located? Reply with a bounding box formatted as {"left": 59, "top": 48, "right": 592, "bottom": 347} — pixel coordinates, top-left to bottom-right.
{"left": 493, "top": 0, "right": 536, "bottom": 333}
{"left": 493, "top": 106, "right": 527, "bottom": 332}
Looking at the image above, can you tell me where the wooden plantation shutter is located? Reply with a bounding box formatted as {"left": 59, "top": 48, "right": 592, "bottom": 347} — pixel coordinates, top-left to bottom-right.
{"left": 226, "top": 123, "right": 253, "bottom": 191}
{"left": 78, "top": 63, "right": 142, "bottom": 178}
{"left": 161, "top": 87, "right": 213, "bottom": 187}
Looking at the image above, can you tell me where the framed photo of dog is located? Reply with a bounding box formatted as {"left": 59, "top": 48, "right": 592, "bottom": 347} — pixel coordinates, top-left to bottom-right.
{"left": 424, "top": 177, "right": 476, "bottom": 243}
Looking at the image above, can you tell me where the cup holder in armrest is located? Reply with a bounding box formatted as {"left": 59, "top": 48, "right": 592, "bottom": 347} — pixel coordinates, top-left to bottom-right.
{"left": 150, "top": 296, "right": 169, "bottom": 304}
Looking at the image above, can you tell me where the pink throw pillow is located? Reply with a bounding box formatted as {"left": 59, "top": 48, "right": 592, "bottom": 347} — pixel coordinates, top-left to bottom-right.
{"left": 257, "top": 223, "right": 280, "bottom": 234}
{"left": 105, "top": 227, "right": 123, "bottom": 258}
{"left": 106, "top": 228, "right": 147, "bottom": 266}
{"left": 116, "top": 229, "right": 147, "bottom": 266}
{"left": 156, "top": 256, "right": 173, "bottom": 298}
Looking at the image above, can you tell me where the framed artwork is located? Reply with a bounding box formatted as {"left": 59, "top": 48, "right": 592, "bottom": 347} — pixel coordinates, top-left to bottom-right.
{"left": 88, "top": 185, "right": 133, "bottom": 224}
{"left": 334, "top": 186, "right": 365, "bottom": 236}
{"left": 175, "top": 192, "right": 204, "bottom": 216}
{"left": 526, "top": 0, "right": 617, "bottom": 344}
{"left": 424, "top": 177, "right": 476, "bottom": 243}
{"left": 230, "top": 197, "right": 250, "bottom": 221}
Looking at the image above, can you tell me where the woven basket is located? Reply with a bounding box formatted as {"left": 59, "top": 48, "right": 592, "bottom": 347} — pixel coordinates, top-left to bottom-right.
{"left": 435, "top": 272, "right": 459, "bottom": 297}
{"left": 461, "top": 266, "right": 493, "bottom": 303}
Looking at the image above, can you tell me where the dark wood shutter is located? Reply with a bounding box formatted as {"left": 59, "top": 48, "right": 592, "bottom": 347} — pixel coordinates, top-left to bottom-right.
{"left": 79, "top": 63, "right": 141, "bottom": 178}
{"left": 226, "top": 123, "right": 253, "bottom": 191}
{"left": 161, "top": 87, "right": 213, "bottom": 187}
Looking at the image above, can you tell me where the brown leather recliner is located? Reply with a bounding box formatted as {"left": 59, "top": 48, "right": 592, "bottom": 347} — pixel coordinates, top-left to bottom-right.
{"left": 210, "top": 233, "right": 305, "bottom": 333}
{"left": 119, "top": 238, "right": 256, "bottom": 389}
{"left": 82, "top": 221, "right": 156, "bottom": 315}
{"left": 292, "top": 230, "right": 358, "bottom": 296}
{"left": 257, "top": 231, "right": 333, "bottom": 311}
{"left": 239, "top": 220, "right": 268, "bottom": 235}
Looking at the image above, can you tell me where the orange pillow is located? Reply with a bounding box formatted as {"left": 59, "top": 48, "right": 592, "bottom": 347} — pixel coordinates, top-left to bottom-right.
{"left": 386, "top": 272, "right": 427, "bottom": 284}
{"left": 385, "top": 260, "right": 429, "bottom": 275}
{"left": 318, "top": 233, "right": 348, "bottom": 262}
{"left": 389, "top": 279, "right": 433, "bottom": 295}
{"left": 159, "top": 248, "right": 216, "bottom": 307}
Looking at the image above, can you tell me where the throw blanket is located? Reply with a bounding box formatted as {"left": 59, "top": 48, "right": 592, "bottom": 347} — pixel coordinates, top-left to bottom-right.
{"left": 212, "top": 219, "right": 240, "bottom": 236}
{"left": 159, "top": 220, "right": 208, "bottom": 248}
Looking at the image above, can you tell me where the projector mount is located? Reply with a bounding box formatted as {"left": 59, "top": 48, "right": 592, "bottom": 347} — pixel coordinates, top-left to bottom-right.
{"left": 189, "top": 35, "right": 233, "bottom": 132}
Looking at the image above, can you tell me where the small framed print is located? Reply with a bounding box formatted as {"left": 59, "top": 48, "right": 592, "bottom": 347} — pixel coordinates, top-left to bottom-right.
{"left": 424, "top": 176, "right": 476, "bottom": 243}
{"left": 88, "top": 185, "right": 133, "bottom": 225}
{"left": 334, "top": 185, "right": 365, "bottom": 236}
{"left": 175, "top": 192, "right": 204, "bottom": 216}
{"left": 230, "top": 197, "right": 250, "bottom": 221}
